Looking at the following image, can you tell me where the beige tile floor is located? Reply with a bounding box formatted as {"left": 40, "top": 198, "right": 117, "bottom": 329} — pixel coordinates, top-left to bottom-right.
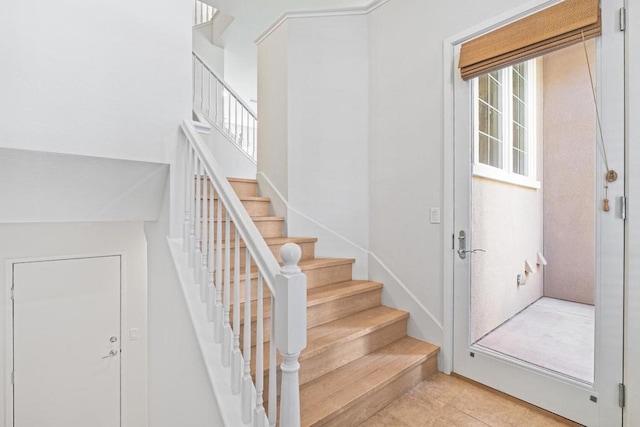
{"left": 360, "top": 373, "right": 581, "bottom": 427}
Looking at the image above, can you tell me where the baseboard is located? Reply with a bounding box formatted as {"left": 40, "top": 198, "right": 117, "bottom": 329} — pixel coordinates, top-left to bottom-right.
{"left": 368, "top": 253, "right": 444, "bottom": 360}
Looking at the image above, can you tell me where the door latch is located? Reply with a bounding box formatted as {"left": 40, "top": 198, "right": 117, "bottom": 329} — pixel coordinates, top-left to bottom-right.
{"left": 457, "top": 230, "right": 486, "bottom": 259}
{"left": 102, "top": 349, "right": 119, "bottom": 359}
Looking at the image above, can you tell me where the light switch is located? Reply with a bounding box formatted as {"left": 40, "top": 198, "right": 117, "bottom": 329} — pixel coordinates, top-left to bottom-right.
{"left": 430, "top": 208, "right": 441, "bottom": 224}
{"left": 129, "top": 328, "right": 139, "bottom": 341}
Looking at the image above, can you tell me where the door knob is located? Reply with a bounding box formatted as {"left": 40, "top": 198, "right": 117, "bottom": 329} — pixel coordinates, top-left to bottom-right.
{"left": 102, "top": 349, "right": 118, "bottom": 359}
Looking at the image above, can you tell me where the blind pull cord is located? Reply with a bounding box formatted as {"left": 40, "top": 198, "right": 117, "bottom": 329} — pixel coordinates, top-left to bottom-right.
{"left": 581, "top": 31, "right": 617, "bottom": 213}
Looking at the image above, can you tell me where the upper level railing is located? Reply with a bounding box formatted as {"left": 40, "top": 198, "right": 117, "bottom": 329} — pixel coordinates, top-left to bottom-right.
{"left": 179, "top": 120, "right": 305, "bottom": 426}
{"left": 192, "top": 53, "right": 258, "bottom": 163}
{"left": 194, "top": 0, "right": 216, "bottom": 27}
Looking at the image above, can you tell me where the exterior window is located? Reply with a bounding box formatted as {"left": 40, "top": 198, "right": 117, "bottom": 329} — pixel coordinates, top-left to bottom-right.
{"left": 473, "top": 60, "right": 538, "bottom": 187}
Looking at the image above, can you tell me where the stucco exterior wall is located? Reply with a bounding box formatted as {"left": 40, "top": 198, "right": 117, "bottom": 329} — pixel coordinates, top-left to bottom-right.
{"left": 543, "top": 41, "right": 596, "bottom": 305}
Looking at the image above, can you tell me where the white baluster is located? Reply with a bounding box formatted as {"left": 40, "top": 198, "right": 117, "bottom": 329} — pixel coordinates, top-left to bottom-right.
{"left": 194, "top": 160, "right": 203, "bottom": 284}
{"left": 268, "top": 295, "right": 277, "bottom": 427}
{"left": 222, "top": 213, "right": 231, "bottom": 366}
{"left": 276, "top": 243, "right": 306, "bottom": 427}
{"left": 214, "top": 80, "right": 219, "bottom": 126}
{"left": 254, "top": 273, "right": 265, "bottom": 427}
{"left": 200, "top": 173, "right": 209, "bottom": 302}
{"left": 183, "top": 143, "right": 192, "bottom": 252}
{"left": 235, "top": 98, "right": 239, "bottom": 143}
{"left": 231, "top": 230, "right": 242, "bottom": 394}
{"left": 192, "top": 54, "right": 196, "bottom": 104}
{"left": 241, "top": 248, "right": 253, "bottom": 422}
{"left": 207, "top": 181, "right": 216, "bottom": 322}
{"left": 188, "top": 153, "right": 197, "bottom": 267}
{"left": 214, "top": 198, "right": 223, "bottom": 342}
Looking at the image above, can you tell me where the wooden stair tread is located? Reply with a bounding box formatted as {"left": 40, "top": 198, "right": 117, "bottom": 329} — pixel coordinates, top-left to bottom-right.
{"left": 300, "top": 337, "right": 440, "bottom": 426}
{"left": 205, "top": 195, "right": 270, "bottom": 202}
{"left": 226, "top": 258, "right": 355, "bottom": 280}
{"left": 227, "top": 177, "right": 258, "bottom": 184}
{"left": 250, "top": 306, "right": 409, "bottom": 375}
{"left": 235, "top": 280, "right": 383, "bottom": 322}
{"left": 197, "top": 176, "right": 258, "bottom": 184}
{"left": 206, "top": 215, "right": 284, "bottom": 222}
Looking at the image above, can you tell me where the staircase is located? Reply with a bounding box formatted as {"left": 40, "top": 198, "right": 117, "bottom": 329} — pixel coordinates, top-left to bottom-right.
{"left": 223, "top": 177, "right": 440, "bottom": 426}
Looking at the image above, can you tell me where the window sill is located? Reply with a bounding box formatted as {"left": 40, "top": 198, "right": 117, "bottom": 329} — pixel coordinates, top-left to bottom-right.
{"left": 473, "top": 163, "right": 541, "bottom": 189}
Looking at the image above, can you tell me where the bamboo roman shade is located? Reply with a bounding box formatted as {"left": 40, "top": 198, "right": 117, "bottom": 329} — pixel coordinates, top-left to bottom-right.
{"left": 459, "top": 0, "right": 601, "bottom": 80}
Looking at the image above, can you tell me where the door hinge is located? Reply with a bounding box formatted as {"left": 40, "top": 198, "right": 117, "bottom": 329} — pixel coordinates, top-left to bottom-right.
{"left": 622, "top": 196, "right": 628, "bottom": 220}
{"left": 452, "top": 233, "right": 455, "bottom": 250}
{"left": 619, "top": 383, "right": 626, "bottom": 408}
{"left": 11, "top": 371, "right": 14, "bottom": 385}
{"left": 10, "top": 287, "right": 14, "bottom": 300}
{"left": 620, "top": 7, "right": 627, "bottom": 31}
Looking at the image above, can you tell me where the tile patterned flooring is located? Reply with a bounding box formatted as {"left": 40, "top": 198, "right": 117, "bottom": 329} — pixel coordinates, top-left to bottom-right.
{"left": 360, "top": 373, "right": 581, "bottom": 426}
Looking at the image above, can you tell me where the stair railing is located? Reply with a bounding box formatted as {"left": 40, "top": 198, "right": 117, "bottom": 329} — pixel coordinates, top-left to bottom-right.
{"left": 194, "top": 0, "right": 216, "bottom": 27}
{"left": 192, "top": 52, "right": 258, "bottom": 163}
{"left": 180, "top": 120, "right": 306, "bottom": 427}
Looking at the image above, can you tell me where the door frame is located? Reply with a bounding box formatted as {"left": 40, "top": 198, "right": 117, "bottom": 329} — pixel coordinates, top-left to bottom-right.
{"left": 5, "top": 253, "right": 127, "bottom": 427}
{"left": 443, "top": 0, "right": 626, "bottom": 423}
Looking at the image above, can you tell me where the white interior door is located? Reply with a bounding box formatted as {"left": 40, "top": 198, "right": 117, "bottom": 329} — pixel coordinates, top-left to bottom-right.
{"left": 12, "top": 256, "right": 121, "bottom": 427}
{"left": 452, "top": 2, "right": 625, "bottom": 426}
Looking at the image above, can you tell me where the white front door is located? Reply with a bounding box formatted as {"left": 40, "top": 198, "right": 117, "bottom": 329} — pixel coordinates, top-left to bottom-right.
{"left": 12, "top": 256, "right": 121, "bottom": 427}
{"left": 451, "top": 2, "right": 625, "bottom": 426}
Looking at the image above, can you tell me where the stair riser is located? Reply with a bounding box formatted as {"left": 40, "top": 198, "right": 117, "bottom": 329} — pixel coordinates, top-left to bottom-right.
{"left": 307, "top": 289, "right": 381, "bottom": 329}
{"left": 236, "top": 288, "right": 381, "bottom": 348}
{"left": 305, "top": 263, "right": 353, "bottom": 289}
{"left": 317, "top": 357, "right": 437, "bottom": 427}
{"left": 197, "top": 178, "right": 258, "bottom": 198}
{"left": 200, "top": 199, "right": 271, "bottom": 218}
{"left": 222, "top": 241, "right": 315, "bottom": 269}
{"left": 259, "top": 318, "right": 408, "bottom": 395}
{"left": 202, "top": 219, "right": 284, "bottom": 239}
{"left": 298, "top": 318, "right": 408, "bottom": 386}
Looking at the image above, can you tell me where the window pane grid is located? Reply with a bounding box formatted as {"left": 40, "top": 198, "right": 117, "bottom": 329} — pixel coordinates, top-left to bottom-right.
{"left": 474, "top": 60, "right": 534, "bottom": 179}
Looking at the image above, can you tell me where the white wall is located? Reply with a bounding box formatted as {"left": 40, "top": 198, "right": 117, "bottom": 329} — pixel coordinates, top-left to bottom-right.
{"left": 201, "top": 125, "right": 257, "bottom": 179}
{"left": 257, "top": 15, "right": 370, "bottom": 278}
{"left": 368, "top": 0, "right": 530, "bottom": 349}
{"left": 0, "top": 148, "right": 168, "bottom": 223}
{"left": 0, "top": 0, "right": 191, "bottom": 164}
{"left": 287, "top": 16, "right": 370, "bottom": 271}
{"left": 146, "top": 183, "right": 224, "bottom": 427}
{"left": 257, "top": 24, "right": 289, "bottom": 199}
{"left": 0, "top": 222, "right": 148, "bottom": 426}
{"left": 193, "top": 24, "right": 226, "bottom": 78}
{"left": 206, "top": 0, "right": 372, "bottom": 104}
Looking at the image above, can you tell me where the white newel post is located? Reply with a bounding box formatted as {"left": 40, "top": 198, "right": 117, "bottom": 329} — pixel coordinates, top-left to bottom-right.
{"left": 275, "top": 243, "right": 307, "bottom": 427}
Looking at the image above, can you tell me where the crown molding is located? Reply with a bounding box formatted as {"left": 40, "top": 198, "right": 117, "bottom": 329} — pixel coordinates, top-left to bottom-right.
{"left": 255, "top": 0, "right": 390, "bottom": 44}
